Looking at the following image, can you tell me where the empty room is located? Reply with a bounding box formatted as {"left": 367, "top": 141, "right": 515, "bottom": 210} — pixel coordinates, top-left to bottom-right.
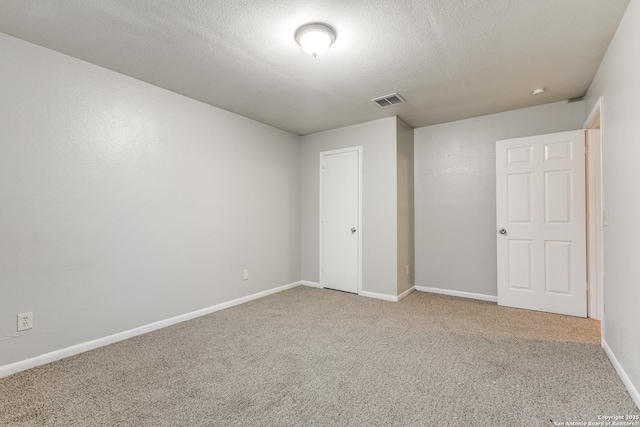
{"left": 1, "top": 1, "right": 639, "bottom": 425}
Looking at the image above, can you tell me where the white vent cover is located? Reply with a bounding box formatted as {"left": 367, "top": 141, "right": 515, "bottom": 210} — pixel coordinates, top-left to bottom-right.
{"left": 370, "top": 93, "right": 406, "bottom": 108}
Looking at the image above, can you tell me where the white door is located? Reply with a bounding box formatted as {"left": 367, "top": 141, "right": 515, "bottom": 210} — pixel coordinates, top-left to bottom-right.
{"left": 496, "top": 130, "right": 586, "bottom": 317}
{"left": 320, "top": 147, "right": 361, "bottom": 294}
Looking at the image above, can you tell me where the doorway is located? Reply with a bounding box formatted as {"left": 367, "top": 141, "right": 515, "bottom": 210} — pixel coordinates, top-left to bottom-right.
{"left": 319, "top": 146, "right": 362, "bottom": 294}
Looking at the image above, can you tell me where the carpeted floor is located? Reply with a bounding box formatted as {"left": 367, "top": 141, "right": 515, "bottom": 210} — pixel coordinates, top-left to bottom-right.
{"left": 0, "top": 286, "right": 637, "bottom": 426}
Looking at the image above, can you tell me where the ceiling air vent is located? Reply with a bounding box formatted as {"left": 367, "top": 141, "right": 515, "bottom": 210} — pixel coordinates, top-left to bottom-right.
{"left": 370, "top": 93, "right": 406, "bottom": 108}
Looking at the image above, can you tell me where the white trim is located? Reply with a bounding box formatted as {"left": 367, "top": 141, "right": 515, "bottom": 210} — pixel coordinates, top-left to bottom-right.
{"left": 584, "top": 97, "right": 602, "bottom": 129}
{"left": 415, "top": 286, "right": 498, "bottom": 303}
{"left": 357, "top": 147, "right": 363, "bottom": 296}
{"left": 360, "top": 290, "right": 398, "bottom": 302}
{"left": 584, "top": 97, "right": 605, "bottom": 327}
{"left": 0, "top": 281, "right": 301, "bottom": 379}
{"left": 301, "top": 280, "right": 322, "bottom": 288}
{"left": 397, "top": 286, "right": 415, "bottom": 301}
{"left": 602, "top": 339, "right": 640, "bottom": 410}
{"left": 303, "top": 283, "right": 415, "bottom": 303}
{"left": 319, "top": 146, "right": 363, "bottom": 295}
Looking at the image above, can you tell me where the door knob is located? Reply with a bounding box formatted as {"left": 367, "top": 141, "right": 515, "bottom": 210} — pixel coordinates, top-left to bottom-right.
{"left": 499, "top": 228, "right": 507, "bottom": 235}
{"left": 351, "top": 227, "right": 357, "bottom": 234}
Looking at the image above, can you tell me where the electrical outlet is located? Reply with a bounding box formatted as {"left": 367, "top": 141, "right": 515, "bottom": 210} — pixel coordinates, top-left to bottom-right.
{"left": 242, "top": 269, "right": 249, "bottom": 281}
{"left": 406, "top": 264, "right": 410, "bottom": 275}
{"left": 17, "top": 312, "right": 33, "bottom": 332}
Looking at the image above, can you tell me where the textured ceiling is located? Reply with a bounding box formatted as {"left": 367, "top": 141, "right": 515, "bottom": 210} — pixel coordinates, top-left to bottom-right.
{"left": 0, "top": 0, "right": 631, "bottom": 135}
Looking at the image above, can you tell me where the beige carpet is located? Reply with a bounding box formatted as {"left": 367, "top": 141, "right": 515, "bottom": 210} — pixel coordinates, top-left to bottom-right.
{"left": 0, "top": 287, "right": 637, "bottom": 426}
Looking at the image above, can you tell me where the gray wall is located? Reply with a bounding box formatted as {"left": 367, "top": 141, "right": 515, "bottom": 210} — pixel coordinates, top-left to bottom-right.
{"left": 0, "top": 33, "right": 301, "bottom": 367}
{"left": 300, "top": 117, "right": 398, "bottom": 296}
{"left": 585, "top": 0, "right": 640, "bottom": 403}
{"left": 414, "top": 100, "right": 586, "bottom": 296}
{"left": 396, "top": 117, "right": 415, "bottom": 295}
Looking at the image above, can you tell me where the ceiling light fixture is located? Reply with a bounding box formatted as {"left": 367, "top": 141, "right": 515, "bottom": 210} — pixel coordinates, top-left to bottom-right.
{"left": 295, "top": 23, "right": 336, "bottom": 58}
{"left": 532, "top": 88, "right": 546, "bottom": 95}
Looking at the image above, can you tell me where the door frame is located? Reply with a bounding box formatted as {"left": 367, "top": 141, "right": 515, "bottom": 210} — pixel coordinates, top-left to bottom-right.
{"left": 584, "top": 97, "right": 604, "bottom": 323}
{"left": 319, "top": 146, "right": 363, "bottom": 295}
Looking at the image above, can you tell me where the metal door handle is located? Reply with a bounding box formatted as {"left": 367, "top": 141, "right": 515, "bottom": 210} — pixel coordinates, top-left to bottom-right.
{"left": 499, "top": 228, "right": 507, "bottom": 235}
{"left": 351, "top": 227, "right": 357, "bottom": 234}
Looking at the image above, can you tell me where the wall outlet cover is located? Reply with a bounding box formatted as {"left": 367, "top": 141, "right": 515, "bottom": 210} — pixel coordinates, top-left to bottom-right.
{"left": 17, "top": 312, "right": 33, "bottom": 331}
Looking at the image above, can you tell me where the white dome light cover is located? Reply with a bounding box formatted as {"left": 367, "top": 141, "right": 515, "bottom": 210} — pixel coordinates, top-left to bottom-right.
{"left": 295, "top": 23, "right": 336, "bottom": 57}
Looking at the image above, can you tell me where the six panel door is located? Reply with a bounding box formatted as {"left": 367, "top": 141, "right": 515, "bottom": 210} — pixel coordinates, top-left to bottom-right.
{"left": 496, "top": 130, "right": 587, "bottom": 317}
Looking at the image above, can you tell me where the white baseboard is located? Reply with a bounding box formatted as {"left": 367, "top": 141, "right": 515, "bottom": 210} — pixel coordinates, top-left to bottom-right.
{"left": 397, "top": 286, "right": 415, "bottom": 301}
{"left": 0, "top": 281, "right": 301, "bottom": 379}
{"left": 301, "top": 280, "right": 322, "bottom": 288}
{"left": 360, "top": 290, "right": 398, "bottom": 302}
{"left": 415, "top": 286, "right": 498, "bottom": 303}
{"left": 602, "top": 339, "right": 640, "bottom": 410}
{"left": 302, "top": 282, "right": 414, "bottom": 303}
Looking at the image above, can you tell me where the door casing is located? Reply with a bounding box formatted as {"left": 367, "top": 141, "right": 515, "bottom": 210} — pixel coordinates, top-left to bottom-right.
{"left": 585, "top": 97, "right": 604, "bottom": 322}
